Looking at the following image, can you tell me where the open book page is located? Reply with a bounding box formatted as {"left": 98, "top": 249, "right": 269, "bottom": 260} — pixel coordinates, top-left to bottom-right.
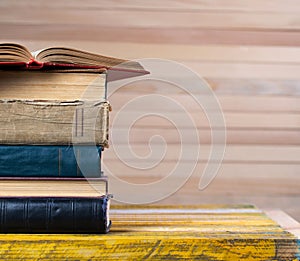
{"left": 0, "top": 43, "right": 33, "bottom": 63}
{"left": 30, "top": 48, "right": 43, "bottom": 59}
{"left": 0, "top": 43, "right": 149, "bottom": 78}
{"left": 35, "top": 46, "right": 145, "bottom": 70}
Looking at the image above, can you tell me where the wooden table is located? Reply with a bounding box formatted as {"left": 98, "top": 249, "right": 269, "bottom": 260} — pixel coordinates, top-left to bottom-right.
{"left": 0, "top": 205, "right": 298, "bottom": 260}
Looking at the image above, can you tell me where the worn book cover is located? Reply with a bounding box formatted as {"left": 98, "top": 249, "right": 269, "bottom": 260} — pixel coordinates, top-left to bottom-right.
{"left": 0, "top": 70, "right": 110, "bottom": 146}
{"left": 0, "top": 145, "right": 103, "bottom": 177}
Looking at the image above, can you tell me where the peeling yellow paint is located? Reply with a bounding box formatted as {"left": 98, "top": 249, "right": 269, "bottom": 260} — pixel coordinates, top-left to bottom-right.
{"left": 0, "top": 206, "right": 297, "bottom": 260}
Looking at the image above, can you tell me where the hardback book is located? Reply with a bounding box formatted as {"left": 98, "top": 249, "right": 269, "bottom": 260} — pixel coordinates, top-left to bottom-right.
{"left": 0, "top": 70, "right": 110, "bottom": 146}
{"left": 0, "top": 145, "right": 102, "bottom": 177}
{"left": 0, "top": 43, "right": 148, "bottom": 81}
{"left": 0, "top": 195, "right": 111, "bottom": 233}
{"left": 0, "top": 177, "right": 108, "bottom": 197}
{"left": 0, "top": 43, "right": 148, "bottom": 145}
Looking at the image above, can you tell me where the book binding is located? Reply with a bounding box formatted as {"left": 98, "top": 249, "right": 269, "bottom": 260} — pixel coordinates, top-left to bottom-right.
{"left": 0, "top": 195, "right": 111, "bottom": 233}
{"left": 0, "top": 145, "right": 103, "bottom": 177}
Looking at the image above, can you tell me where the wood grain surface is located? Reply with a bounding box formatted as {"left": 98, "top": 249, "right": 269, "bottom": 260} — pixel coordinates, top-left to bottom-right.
{"left": 0, "top": 205, "right": 298, "bottom": 260}
{"left": 0, "top": 1, "right": 299, "bottom": 222}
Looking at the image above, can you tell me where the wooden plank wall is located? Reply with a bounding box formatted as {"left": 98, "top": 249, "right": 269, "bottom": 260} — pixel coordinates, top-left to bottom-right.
{"left": 1, "top": 1, "right": 299, "bottom": 220}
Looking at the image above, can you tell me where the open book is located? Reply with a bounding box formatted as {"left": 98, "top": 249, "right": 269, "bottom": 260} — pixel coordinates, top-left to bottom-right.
{"left": 0, "top": 43, "right": 148, "bottom": 80}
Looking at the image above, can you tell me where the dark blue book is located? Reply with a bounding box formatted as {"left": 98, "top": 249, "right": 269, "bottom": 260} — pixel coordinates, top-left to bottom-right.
{"left": 0, "top": 145, "right": 102, "bottom": 177}
{"left": 0, "top": 195, "right": 111, "bottom": 233}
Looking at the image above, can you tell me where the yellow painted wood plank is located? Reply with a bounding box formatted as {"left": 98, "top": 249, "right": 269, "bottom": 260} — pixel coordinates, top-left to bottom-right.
{"left": 0, "top": 206, "right": 297, "bottom": 260}
{"left": 0, "top": 237, "right": 280, "bottom": 260}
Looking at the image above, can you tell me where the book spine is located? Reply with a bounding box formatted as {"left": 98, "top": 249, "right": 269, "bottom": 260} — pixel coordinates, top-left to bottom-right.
{"left": 26, "top": 59, "right": 44, "bottom": 69}
{"left": 0, "top": 101, "right": 110, "bottom": 147}
{"left": 0, "top": 145, "right": 102, "bottom": 177}
{"left": 0, "top": 196, "right": 111, "bottom": 233}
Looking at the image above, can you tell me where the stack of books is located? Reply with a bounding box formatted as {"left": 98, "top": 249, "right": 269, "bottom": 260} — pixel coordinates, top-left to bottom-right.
{"left": 0, "top": 43, "right": 146, "bottom": 233}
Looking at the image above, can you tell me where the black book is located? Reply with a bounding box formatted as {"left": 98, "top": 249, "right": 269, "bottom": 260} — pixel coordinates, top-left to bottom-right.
{"left": 0, "top": 195, "right": 111, "bottom": 233}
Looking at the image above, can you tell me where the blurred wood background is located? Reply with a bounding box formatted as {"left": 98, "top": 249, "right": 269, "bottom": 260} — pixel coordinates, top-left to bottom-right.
{"left": 1, "top": 0, "right": 299, "bottom": 221}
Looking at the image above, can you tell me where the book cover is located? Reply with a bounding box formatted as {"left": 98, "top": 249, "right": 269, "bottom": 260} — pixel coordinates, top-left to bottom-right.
{"left": 0, "top": 71, "right": 110, "bottom": 146}
{"left": 0, "top": 145, "right": 103, "bottom": 177}
{"left": 0, "top": 195, "right": 111, "bottom": 233}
